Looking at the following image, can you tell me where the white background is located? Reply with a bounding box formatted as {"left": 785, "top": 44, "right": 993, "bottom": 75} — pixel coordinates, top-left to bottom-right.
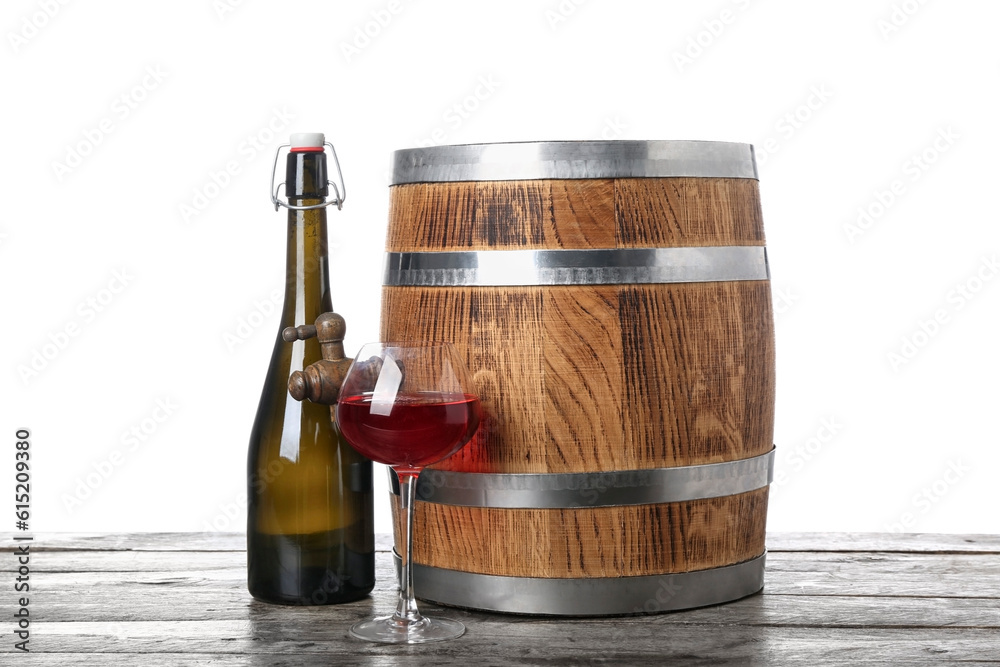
{"left": 2, "top": 0, "right": 998, "bottom": 537}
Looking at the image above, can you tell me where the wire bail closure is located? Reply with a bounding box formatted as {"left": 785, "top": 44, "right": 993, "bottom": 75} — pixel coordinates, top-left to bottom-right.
{"left": 270, "top": 141, "right": 346, "bottom": 212}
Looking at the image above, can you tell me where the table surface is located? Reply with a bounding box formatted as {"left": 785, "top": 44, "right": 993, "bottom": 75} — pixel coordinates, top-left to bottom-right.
{"left": 1, "top": 531, "right": 998, "bottom": 665}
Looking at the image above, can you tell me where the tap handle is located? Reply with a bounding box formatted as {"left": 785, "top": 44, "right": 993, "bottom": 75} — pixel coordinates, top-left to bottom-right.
{"left": 282, "top": 324, "right": 317, "bottom": 342}
{"left": 283, "top": 312, "right": 347, "bottom": 360}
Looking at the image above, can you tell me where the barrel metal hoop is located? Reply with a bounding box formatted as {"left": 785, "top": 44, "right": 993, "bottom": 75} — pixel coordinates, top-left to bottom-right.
{"left": 383, "top": 246, "right": 769, "bottom": 287}
{"left": 396, "top": 552, "right": 766, "bottom": 616}
{"left": 406, "top": 447, "right": 775, "bottom": 509}
{"left": 390, "top": 140, "right": 758, "bottom": 184}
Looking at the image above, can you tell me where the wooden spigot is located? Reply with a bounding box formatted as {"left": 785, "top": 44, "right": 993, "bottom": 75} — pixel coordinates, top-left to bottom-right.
{"left": 283, "top": 312, "right": 353, "bottom": 405}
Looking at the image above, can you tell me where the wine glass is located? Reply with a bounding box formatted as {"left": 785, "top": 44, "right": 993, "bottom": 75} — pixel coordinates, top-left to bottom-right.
{"left": 336, "top": 342, "right": 482, "bottom": 643}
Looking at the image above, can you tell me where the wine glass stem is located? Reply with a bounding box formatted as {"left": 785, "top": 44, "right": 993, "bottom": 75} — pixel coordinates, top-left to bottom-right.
{"left": 395, "top": 472, "right": 422, "bottom": 624}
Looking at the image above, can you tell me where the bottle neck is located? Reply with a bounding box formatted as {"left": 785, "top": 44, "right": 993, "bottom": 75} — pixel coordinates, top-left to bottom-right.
{"left": 282, "top": 151, "right": 333, "bottom": 326}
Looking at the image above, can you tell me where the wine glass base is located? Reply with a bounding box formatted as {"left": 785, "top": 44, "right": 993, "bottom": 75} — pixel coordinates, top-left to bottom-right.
{"left": 350, "top": 614, "right": 465, "bottom": 644}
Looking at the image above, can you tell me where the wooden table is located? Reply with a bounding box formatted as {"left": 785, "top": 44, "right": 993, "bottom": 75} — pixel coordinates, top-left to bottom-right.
{"left": 3, "top": 532, "right": 998, "bottom": 665}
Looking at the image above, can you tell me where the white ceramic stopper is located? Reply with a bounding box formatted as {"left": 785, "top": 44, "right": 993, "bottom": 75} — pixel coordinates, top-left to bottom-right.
{"left": 289, "top": 132, "right": 325, "bottom": 149}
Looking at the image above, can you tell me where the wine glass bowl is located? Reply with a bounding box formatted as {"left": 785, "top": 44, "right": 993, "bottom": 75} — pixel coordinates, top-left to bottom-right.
{"left": 338, "top": 390, "right": 481, "bottom": 474}
{"left": 335, "top": 342, "right": 481, "bottom": 643}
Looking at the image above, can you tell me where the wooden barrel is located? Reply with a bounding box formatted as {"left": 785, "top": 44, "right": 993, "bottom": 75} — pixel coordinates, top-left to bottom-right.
{"left": 381, "top": 140, "right": 775, "bottom": 615}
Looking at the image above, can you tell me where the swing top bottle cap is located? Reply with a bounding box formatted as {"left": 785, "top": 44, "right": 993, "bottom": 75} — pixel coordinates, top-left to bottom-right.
{"left": 290, "top": 133, "right": 325, "bottom": 152}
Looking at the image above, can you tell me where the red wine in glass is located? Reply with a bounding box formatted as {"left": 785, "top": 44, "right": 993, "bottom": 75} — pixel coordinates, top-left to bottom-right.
{"left": 335, "top": 342, "right": 481, "bottom": 644}
{"left": 337, "top": 392, "right": 481, "bottom": 475}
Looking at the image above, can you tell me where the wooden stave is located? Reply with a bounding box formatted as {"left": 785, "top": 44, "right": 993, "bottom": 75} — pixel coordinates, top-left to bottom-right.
{"left": 391, "top": 487, "right": 769, "bottom": 579}
{"left": 381, "top": 281, "right": 775, "bottom": 475}
{"left": 385, "top": 178, "right": 765, "bottom": 252}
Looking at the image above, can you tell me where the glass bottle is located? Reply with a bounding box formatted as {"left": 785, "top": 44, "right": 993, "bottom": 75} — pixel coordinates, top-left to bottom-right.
{"left": 246, "top": 132, "right": 374, "bottom": 605}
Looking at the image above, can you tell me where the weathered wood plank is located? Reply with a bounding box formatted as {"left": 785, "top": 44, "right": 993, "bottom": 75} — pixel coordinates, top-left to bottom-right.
{"left": 24, "top": 584, "right": 1000, "bottom": 628}
{"left": 766, "top": 532, "right": 1000, "bottom": 553}
{"left": 20, "top": 624, "right": 1000, "bottom": 664}
{"left": 13, "top": 544, "right": 1000, "bottom": 599}
{"left": 4, "top": 550, "right": 246, "bottom": 572}
{"left": 0, "top": 532, "right": 249, "bottom": 551}
{"left": 21, "top": 553, "right": 1000, "bottom": 626}
{"left": 21, "top": 555, "right": 1000, "bottom": 620}
{"left": 7, "top": 653, "right": 1000, "bottom": 667}
{"left": 5, "top": 531, "right": 997, "bottom": 554}
{"left": 10, "top": 544, "right": 1000, "bottom": 609}
{"left": 765, "top": 556, "right": 1000, "bottom": 598}
{"left": 3, "top": 532, "right": 1000, "bottom": 664}
{"left": 21, "top": 550, "right": 1000, "bottom": 626}
{"left": 0, "top": 532, "right": 393, "bottom": 552}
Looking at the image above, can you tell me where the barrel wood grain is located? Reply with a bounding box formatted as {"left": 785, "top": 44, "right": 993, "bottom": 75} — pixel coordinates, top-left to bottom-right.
{"left": 386, "top": 178, "right": 765, "bottom": 251}
{"left": 381, "top": 286, "right": 547, "bottom": 473}
{"left": 619, "top": 281, "right": 775, "bottom": 467}
{"left": 542, "top": 286, "right": 626, "bottom": 472}
{"left": 614, "top": 178, "right": 765, "bottom": 248}
{"left": 395, "top": 488, "right": 768, "bottom": 577}
{"left": 382, "top": 282, "right": 774, "bottom": 472}
{"left": 387, "top": 179, "right": 618, "bottom": 252}
{"left": 544, "top": 178, "right": 617, "bottom": 248}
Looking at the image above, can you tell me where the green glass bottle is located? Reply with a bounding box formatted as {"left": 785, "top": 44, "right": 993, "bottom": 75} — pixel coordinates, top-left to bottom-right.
{"left": 246, "top": 133, "right": 374, "bottom": 605}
